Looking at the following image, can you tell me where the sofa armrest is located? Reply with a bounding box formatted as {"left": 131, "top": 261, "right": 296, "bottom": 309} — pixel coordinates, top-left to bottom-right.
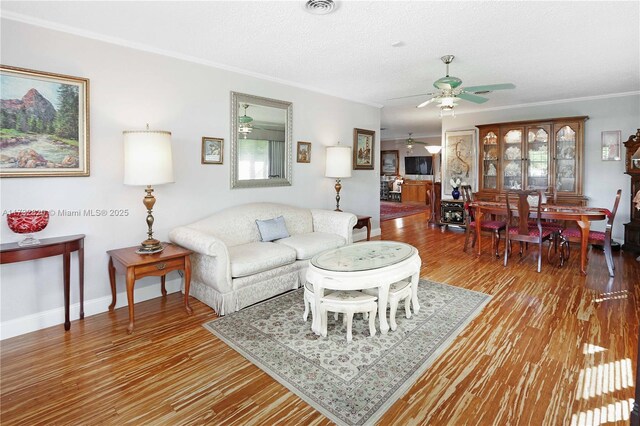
{"left": 169, "top": 226, "right": 229, "bottom": 258}
{"left": 311, "top": 209, "right": 357, "bottom": 244}
{"left": 169, "top": 226, "right": 232, "bottom": 292}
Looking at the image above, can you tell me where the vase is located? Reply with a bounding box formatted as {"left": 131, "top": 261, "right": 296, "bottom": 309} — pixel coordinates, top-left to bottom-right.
{"left": 452, "top": 188, "right": 460, "bottom": 200}
{"left": 7, "top": 210, "right": 49, "bottom": 246}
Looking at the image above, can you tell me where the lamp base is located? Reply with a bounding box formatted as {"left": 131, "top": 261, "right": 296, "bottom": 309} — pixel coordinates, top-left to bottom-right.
{"left": 136, "top": 239, "right": 164, "bottom": 254}
{"left": 334, "top": 179, "right": 343, "bottom": 212}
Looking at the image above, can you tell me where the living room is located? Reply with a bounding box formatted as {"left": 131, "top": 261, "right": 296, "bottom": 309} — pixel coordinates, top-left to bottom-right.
{"left": 1, "top": 2, "right": 639, "bottom": 425}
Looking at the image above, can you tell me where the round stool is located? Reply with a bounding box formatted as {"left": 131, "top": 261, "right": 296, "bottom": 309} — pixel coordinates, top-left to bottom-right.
{"left": 320, "top": 290, "right": 377, "bottom": 342}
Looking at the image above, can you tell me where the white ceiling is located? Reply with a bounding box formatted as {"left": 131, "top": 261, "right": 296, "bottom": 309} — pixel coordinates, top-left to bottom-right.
{"left": 2, "top": 1, "right": 639, "bottom": 140}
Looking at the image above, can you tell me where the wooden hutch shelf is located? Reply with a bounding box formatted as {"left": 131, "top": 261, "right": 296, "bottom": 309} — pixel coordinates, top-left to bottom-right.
{"left": 476, "top": 116, "right": 588, "bottom": 205}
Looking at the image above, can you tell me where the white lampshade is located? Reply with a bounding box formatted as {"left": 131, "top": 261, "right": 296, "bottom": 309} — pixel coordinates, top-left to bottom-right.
{"left": 426, "top": 145, "right": 442, "bottom": 154}
{"left": 123, "top": 129, "right": 174, "bottom": 185}
{"left": 325, "top": 145, "right": 352, "bottom": 178}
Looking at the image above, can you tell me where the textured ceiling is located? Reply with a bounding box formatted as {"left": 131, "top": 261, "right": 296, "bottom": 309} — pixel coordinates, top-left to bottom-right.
{"left": 2, "top": 1, "right": 639, "bottom": 139}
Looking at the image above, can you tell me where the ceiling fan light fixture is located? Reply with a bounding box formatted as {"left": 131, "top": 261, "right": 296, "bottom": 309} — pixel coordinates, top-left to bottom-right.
{"left": 405, "top": 132, "right": 416, "bottom": 150}
{"left": 439, "top": 106, "right": 456, "bottom": 119}
{"left": 438, "top": 97, "right": 457, "bottom": 108}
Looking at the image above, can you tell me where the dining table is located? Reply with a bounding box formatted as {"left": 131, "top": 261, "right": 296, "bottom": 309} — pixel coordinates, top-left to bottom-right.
{"left": 469, "top": 201, "right": 608, "bottom": 275}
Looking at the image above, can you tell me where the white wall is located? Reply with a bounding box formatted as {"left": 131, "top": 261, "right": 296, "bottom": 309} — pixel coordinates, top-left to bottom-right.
{"left": 441, "top": 94, "right": 640, "bottom": 240}
{"left": 381, "top": 136, "right": 441, "bottom": 179}
{"left": 0, "top": 19, "right": 381, "bottom": 338}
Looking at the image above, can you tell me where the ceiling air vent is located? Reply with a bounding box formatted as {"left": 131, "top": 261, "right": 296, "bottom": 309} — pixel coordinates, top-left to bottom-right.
{"left": 305, "top": 0, "right": 337, "bottom": 15}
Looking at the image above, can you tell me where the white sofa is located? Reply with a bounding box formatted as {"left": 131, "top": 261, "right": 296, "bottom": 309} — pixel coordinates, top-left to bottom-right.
{"left": 169, "top": 202, "right": 357, "bottom": 315}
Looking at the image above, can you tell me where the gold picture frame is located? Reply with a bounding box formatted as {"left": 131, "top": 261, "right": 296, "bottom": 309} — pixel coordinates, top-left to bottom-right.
{"left": 353, "top": 128, "right": 375, "bottom": 170}
{"left": 1, "top": 65, "right": 90, "bottom": 177}
{"left": 297, "top": 141, "right": 311, "bottom": 163}
{"left": 202, "top": 137, "right": 223, "bottom": 164}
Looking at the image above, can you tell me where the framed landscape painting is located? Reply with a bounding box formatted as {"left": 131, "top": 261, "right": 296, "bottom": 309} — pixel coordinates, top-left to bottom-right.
{"left": 353, "top": 128, "right": 375, "bottom": 170}
{"left": 0, "top": 65, "right": 90, "bottom": 177}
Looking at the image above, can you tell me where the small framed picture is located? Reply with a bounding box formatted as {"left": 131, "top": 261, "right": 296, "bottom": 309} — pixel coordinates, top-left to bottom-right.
{"left": 202, "top": 137, "right": 223, "bottom": 164}
{"left": 353, "top": 128, "right": 375, "bottom": 170}
{"left": 297, "top": 141, "right": 311, "bottom": 163}
{"left": 601, "top": 131, "right": 621, "bottom": 161}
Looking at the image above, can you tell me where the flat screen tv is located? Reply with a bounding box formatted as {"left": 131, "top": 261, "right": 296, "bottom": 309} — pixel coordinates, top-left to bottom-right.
{"left": 404, "top": 156, "right": 433, "bottom": 175}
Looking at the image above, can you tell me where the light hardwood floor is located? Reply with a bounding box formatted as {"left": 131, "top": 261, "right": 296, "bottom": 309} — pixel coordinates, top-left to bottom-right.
{"left": 1, "top": 212, "right": 638, "bottom": 425}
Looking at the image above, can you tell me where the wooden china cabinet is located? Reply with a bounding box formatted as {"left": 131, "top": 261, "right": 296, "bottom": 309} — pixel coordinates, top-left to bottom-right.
{"left": 623, "top": 129, "right": 640, "bottom": 253}
{"left": 477, "top": 116, "right": 588, "bottom": 205}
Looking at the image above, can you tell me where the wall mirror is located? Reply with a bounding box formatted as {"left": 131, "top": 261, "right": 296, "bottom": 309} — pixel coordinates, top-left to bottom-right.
{"left": 230, "top": 92, "right": 292, "bottom": 188}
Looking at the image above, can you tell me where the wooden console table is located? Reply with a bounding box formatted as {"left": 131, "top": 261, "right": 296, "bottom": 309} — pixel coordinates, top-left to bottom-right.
{"left": 0, "top": 234, "right": 85, "bottom": 331}
{"left": 107, "top": 243, "right": 192, "bottom": 334}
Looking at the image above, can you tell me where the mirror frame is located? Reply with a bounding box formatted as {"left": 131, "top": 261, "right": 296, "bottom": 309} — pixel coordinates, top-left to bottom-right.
{"left": 230, "top": 91, "right": 293, "bottom": 189}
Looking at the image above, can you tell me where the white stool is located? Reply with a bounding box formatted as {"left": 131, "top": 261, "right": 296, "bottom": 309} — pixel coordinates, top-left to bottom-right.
{"left": 304, "top": 282, "right": 339, "bottom": 323}
{"left": 303, "top": 281, "right": 315, "bottom": 322}
{"left": 363, "top": 280, "right": 412, "bottom": 331}
{"left": 320, "top": 290, "right": 378, "bottom": 342}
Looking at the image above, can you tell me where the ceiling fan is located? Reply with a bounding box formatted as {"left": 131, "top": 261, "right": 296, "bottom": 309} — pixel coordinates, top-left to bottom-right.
{"left": 392, "top": 55, "right": 515, "bottom": 116}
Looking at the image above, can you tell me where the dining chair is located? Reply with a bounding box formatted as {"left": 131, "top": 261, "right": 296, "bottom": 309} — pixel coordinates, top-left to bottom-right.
{"left": 461, "top": 185, "right": 506, "bottom": 257}
{"left": 559, "top": 189, "right": 622, "bottom": 277}
{"left": 528, "top": 187, "right": 564, "bottom": 251}
{"left": 504, "top": 189, "right": 557, "bottom": 273}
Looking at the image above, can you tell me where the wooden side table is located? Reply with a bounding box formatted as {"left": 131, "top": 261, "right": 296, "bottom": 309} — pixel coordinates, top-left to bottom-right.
{"left": 0, "top": 234, "right": 85, "bottom": 331}
{"left": 107, "top": 243, "right": 193, "bottom": 334}
{"left": 354, "top": 215, "right": 372, "bottom": 241}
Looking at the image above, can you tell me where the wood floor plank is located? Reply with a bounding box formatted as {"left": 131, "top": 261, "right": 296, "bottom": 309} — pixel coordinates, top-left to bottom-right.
{"left": 1, "top": 211, "right": 638, "bottom": 425}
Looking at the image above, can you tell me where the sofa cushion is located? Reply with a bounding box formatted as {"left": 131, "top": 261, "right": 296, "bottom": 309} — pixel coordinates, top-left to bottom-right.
{"left": 275, "top": 232, "right": 346, "bottom": 260}
{"left": 228, "top": 242, "right": 297, "bottom": 278}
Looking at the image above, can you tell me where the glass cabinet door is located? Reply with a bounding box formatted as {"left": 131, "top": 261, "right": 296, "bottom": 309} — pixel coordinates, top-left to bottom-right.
{"left": 525, "top": 126, "right": 550, "bottom": 191}
{"left": 502, "top": 128, "right": 523, "bottom": 190}
{"left": 481, "top": 130, "right": 499, "bottom": 190}
{"left": 555, "top": 125, "right": 577, "bottom": 193}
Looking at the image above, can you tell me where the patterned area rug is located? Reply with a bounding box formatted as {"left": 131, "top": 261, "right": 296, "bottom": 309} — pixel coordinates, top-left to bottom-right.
{"left": 380, "top": 201, "right": 430, "bottom": 221}
{"left": 203, "top": 280, "right": 491, "bottom": 426}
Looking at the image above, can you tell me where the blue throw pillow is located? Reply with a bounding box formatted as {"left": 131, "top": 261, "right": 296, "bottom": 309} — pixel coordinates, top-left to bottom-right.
{"left": 256, "top": 216, "right": 290, "bottom": 242}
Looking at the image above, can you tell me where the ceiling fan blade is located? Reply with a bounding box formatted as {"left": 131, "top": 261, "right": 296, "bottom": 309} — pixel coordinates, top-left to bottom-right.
{"left": 417, "top": 98, "right": 436, "bottom": 108}
{"left": 387, "top": 92, "right": 435, "bottom": 101}
{"left": 457, "top": 92, "right": 489, "bottom": 104}
{"left": 463, "top": 83, "right": 515, "bottom": 93}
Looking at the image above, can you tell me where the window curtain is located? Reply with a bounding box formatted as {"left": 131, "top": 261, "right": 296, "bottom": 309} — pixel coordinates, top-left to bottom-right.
{"left": 268, "top": 141, "right": 285, "bottom": 178}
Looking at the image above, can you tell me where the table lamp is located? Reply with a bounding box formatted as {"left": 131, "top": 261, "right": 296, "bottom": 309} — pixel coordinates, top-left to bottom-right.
{"left": 426, "top": 145, "right": 442, "bottom": 225}
{"left": 325, "top": 144, "right": 352, "bottom": 211}
{"left": 123, "top": 125, "right": 174, "bottom": 253}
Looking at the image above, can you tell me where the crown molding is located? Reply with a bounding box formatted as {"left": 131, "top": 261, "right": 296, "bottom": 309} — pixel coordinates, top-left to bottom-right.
{"left": 454, "top": 91, "right": 640, "bottom": 116}
{"left": 1, "top": 12, "right": 384, "bottom": 109}
{"left": 381, "top": 132, "right": 442, "bottom": 142}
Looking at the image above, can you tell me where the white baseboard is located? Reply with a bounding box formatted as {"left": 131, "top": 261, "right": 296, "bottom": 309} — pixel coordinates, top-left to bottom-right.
{"left": 353, "top": 227, "right": 382, "bottom": 242}
{"left": 0, "top": 279, "right": 182, "bottom": 340}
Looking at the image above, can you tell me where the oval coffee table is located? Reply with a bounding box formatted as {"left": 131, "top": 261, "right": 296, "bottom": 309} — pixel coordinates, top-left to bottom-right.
{"left": 306, "top": 241, "right": 422, "bottom": 336}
